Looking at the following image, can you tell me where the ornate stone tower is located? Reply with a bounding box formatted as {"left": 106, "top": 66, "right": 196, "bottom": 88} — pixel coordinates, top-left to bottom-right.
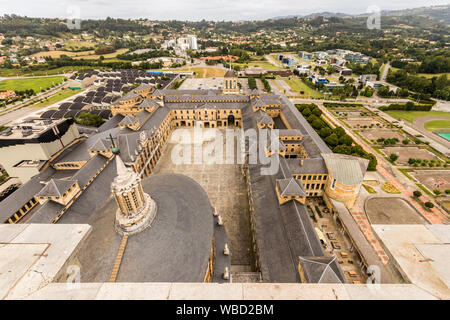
{"left": 111, "top": 149, "right": 157, "bottom": 235}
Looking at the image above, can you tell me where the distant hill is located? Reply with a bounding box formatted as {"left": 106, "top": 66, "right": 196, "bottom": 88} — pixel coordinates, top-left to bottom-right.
{"left": 272, "top": 12, "right": 353, "bottom": 19}
{"left": 273, "top": 5, "right": 450, "bottom": 25}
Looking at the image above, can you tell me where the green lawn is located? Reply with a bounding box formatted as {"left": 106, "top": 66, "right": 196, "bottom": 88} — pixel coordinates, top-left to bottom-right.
{"left": 424, "top": 120, "right": 450, "bottom": 131}
{"left": 0, "top": 76, "right": 65, "bottom": 92}
{"left": 29, "top": 89, "right": 82, "bottom": 108}
{"left": 234, "top": 61, "right": 283, "bottom": 70}
{"left": 386, "top": 111, "right": 450, "bottom": 123}
{"left": 283, "top": 78, "right": 324, "bottom": 98}
{"left": 0, "top": 66, "right": 104, "bottom": 77}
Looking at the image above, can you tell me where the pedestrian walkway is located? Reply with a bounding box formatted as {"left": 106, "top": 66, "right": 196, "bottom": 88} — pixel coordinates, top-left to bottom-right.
{"left": 109, "top": 235, "right": 128, "bottom": 282}
{"left": 350, "top": 211, "right": 389, "bottom": 265}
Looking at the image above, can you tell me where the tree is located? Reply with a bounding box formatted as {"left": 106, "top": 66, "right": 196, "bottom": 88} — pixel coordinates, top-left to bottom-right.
{"left": 325, "top": 133, "right": 339, "bottom": 147}
{"left": 301, "top": 107, "right": 311, "bottom": 117}
{"left": 334, "top": 127, "right": 346, "bottom": 138}
{"left": 312, "top": 119, "right": 324, "bottom": 130}
{"left": 319, "top": 127, "right": 332, "bottom": 138}
{"left": 312, "top": 108, "right": 322, "bottom": 117}
{"left": 402, "top": 139, "right": 409, "bottom": 145}
{"left": 433, "top": 190, "right": 442, "bottom": 196}
{"left": 413, "top": 191, "right": 422, "bottom": 198}
{"left": 389, "top": 153, "right": 399, "bottom": 162}
{"left": 424, "top": 202, "right": 434, "bottom": 209}
{"left": 76, "top": 113, "right": 105, "bottom": 127}
{"left": 339, "top": 134, "right": 353, "bottom": 146}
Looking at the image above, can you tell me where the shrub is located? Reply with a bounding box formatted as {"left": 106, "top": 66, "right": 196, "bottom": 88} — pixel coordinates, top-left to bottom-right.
{"left": 433, "top": 190, "right": 442, "bottom": 195}
{"left": 424, "top": 202, "right": 434, "bottom": 209}
{"left": 389, "top": 153, "right": 399, "bottom": 162}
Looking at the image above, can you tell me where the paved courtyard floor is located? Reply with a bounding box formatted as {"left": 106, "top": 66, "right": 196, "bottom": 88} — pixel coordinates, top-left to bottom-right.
{"left": 152, "top": 128, "right": 255, "bottom": 269}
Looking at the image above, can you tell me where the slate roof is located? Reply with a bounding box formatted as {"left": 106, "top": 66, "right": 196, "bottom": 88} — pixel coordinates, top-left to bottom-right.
{"left": 119, "top": 115, "right": 137, "bottom": 126}
{"left": 138, "top": 99, "right": 159, "bottom": 108}
{"left": 257, "top": 110, "right": 274, "bottom": 125}
{"left": 298, "top": 256, "right": 345, "bottom": 283}
{"left": 224, "top": 69, "right": 237, "bottom": 78}
{"left": 251, "top": 98, "right": 266, "bottom": 108}
{"left": 71, "top": 154, "right": 108, "bottom": 188}
{"left": 0, "top": 167, "right": 57, "bottom": 223}
{"left": 286, "top": 158, "right": 328, "bottom": 175}
{"left": 116, "top": 90, "right": 140, "bottom": 102}
{"left": 321, "top": 153, "right": 369, "bottom": 186}
{"left": 67, "top": 173, "right": 221, "bottom": 283}
{"left": 36, "top": 179, "right": 76, "bottom": 198}
{"left": 277, "top": 178, "right": 307, "bottom": 197}
{"left": 89, "top": 138, "right": 112, "bottom": 152}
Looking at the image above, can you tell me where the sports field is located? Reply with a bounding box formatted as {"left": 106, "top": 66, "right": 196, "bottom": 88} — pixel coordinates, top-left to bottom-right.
{"left": 424, "top": 120, "right": 450, "bottom": 131}
{"left": 283, "top": 78, "right": 324, "bottom": 98}
{"left": 0, "top": 76, "right": 65, "bottom": 92}
{"left": 386, "top": 111, "right": 450, "bottom": 123}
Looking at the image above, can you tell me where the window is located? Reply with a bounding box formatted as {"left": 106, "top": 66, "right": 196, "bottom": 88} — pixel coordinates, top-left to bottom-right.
{"left": 313, "top": 175, "right": 317, "bottom": 180}
{"left": 331, "top": 179, "right": 337, "bottom": 190}
{"left": 318, "top": 176, "right": 322, "bottom": 181}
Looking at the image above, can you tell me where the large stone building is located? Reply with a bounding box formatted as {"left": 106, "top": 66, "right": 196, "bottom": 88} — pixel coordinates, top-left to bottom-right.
{"left": 0, "top": 77, "right": 371, "bottom": 284}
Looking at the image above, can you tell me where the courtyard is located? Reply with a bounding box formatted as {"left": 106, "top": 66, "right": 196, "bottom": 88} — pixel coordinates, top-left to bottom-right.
{"left": 365, "top": 197, "right": 428, "bottom": 224}
{"left": 152, "top": 128, "right": 256, "bottom": 271}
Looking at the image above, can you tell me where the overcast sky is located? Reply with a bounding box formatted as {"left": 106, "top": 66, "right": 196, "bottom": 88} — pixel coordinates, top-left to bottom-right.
{"left": 0, "top": 0, "right": 448, "bottom": 21}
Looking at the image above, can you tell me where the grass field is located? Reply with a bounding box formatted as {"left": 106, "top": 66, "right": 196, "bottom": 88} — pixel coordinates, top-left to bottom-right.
{"left": 156, "top": 67, "right": 226, "bottom": 78}
{"left": 283, "top": 78, "right": 324, "bottom": 98}
{"left": 29, "top": 89, "right": 82, "bottom": 109}
{"left": 424, "top": 120, "right": 450, "bottom": 131}
{"left": 30, "top": 48, "right": 128, "bottom": 60}
{"left": 386, "top": 111, "right": 450, "bottom": 123}
{"left": 0, "top": 66, "right": 108, "bottom": 77}
{"left": 0, "top": 76, "right": 65, "bottom": 92}
{"left": 63, "top": 40, "right": 95, "bottom": 51}
{"left": 234, "top": 61, "right": 283, "bottom": 70}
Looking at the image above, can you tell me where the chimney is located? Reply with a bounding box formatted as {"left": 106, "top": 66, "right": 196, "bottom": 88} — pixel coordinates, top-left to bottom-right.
{"left": 223, "top": 267, "right": 230, "bottom": 280}
{"left": 300, "top": 159, "right": 304, "bottom": 166}
{"left": 217, "top": 215, "right": 224, "bottom": 226}
{"left": 224, "top": 243, "right": 230, "bottom": 256}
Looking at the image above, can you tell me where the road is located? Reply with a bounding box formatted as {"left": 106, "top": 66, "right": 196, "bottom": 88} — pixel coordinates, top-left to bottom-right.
{"left": 0, "top": 83, "right": 67, "bottom": 126}
{"left": 0, "top": 87, "right": 86, "bottom": 126}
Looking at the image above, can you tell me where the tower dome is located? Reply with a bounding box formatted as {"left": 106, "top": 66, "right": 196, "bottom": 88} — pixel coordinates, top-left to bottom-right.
{"left": 111, "top": 154, "right": 157, "bottom": 235}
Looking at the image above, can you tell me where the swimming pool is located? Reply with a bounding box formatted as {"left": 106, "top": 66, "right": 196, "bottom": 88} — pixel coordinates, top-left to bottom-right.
{"left": 435, "top": 132, "right": 450, "bottom": 141}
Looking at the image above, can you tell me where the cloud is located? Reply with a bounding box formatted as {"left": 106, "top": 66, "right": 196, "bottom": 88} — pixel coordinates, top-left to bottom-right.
{"left": 0, "top": 0, "right": 446, "bottom": 21}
